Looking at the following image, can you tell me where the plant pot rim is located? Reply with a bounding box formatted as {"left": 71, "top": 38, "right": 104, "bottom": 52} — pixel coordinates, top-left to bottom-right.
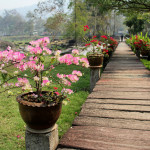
{"left": 16, "top": 91, "right": 61, "bottom": 108}
{"left": 87, "top": 53, "right": 104, "bottom": 56}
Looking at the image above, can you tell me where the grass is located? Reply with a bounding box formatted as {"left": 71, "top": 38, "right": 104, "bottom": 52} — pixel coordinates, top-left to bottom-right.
{"left": 141, "top": 59, "right": 150, "bottom": 70}
{"left": 0, "top": 58, "right": 90, "bottom": 150}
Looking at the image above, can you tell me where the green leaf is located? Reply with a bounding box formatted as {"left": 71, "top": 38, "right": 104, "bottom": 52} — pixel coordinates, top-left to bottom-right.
{"left": 40, "top": 56, "right": 45, "bottom": 63}
{"left": 50, "top": 57, "right": 55, "bottom": 64}
{"left": 1, "top": 73, "right": 8, "bottom": 82}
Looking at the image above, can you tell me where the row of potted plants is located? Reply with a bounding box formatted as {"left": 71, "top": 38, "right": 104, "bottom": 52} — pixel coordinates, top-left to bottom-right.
{"left": 126, "top": 33, "right": 150, "bottom": 58}
{"left": 83, "top": 25, "right": 118, "bottom": 68}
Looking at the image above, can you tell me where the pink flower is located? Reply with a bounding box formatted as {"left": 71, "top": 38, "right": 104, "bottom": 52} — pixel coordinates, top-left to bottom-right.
{"left": 72, "top": 70, "right": 82, "bottom": 76}
{"left": 72, "top": 49, "right": 79, "bottom": 55}
{"left": 43, "top": 47, "right": 52, "bottom": 55}
{"left": 61, "top": 88, "right": 73, "bottom": 95}
{"left": 55, "top": 92, "right": 60, "bottom": 95}
{"left": 73, "top": 57, "right": 80, "bottom": 65}
{"left": 57, "top": 73, "right": 66, "bottom": 79}
{"left": 62, "top": 78, "right": 71, "bottom": 86}
{"left": 17, "top": 78, "right": 29, "bottom": 86}
{"left": 42, "top": 80, "right": 51, "bottom": 86}
{"left": 80, "top": 58, "right": 89, "bottom": 68}
{"left": 67, "top": 74, "right": 79, "bottom": 83}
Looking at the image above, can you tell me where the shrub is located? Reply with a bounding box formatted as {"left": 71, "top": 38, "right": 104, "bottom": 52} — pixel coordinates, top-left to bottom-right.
{"left": 0, "top": 41, "right": 15, "bottom": 50}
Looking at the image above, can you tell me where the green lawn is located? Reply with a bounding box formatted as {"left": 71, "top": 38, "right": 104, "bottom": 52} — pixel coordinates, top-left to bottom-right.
{"left": 0, "top": 61, "right": 90, "bottom": 150}
{"left": 141, "top": 59, "right": 150, "bottom": 70}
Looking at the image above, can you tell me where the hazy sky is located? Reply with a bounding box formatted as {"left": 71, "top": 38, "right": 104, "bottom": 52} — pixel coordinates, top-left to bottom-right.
{"left": 0, "top": 0, "right": 46, "bottom": 10}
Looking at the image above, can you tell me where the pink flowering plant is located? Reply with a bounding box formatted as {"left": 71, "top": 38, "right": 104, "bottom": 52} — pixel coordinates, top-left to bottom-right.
{"left": 0, "top": 37, "right": 89, "bottom": 105}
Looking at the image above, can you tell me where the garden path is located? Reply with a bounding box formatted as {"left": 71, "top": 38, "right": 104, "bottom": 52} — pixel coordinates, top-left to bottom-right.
{"left": 57, "top": 42, "right": 150, "bottom": 150}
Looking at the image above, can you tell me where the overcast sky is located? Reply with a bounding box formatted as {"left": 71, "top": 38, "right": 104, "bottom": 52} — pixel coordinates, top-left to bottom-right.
{"left": 0, "top": 0, "right": 46, "bottom": 10}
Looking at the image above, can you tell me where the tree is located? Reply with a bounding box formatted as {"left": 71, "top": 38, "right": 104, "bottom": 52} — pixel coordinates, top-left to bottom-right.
{"left": 64, "top": 0, "right": 89, "bottom": 43}
{"left": 85, "top": 0, "right": 150, "bottom": 12}
{"left": 0, "top": 10, "right": 35, "bottom": 36}
{"left": 124, "top": 15, "right": 145, "bottom": 35}
{"left": 45, "top": 13, "right": 67, "bottom": 37}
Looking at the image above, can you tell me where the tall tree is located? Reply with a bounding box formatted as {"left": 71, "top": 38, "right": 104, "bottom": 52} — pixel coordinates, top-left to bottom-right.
{"left": 45, "top": 13, "right": 67, "bottom": 37}
{"left": 85, "top": 0, "right": 150, "bottom": 12}
{"left": 64, "top": 0, "right": 89, "bottom": 43}
{"left": 124, "top": 15, "right": 145, "bottom": 35}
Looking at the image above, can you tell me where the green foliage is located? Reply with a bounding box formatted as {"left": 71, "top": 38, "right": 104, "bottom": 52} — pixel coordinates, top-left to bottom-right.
{"left": 86, "top": 0, "right": 150, "bottom": 12}
{"left": 45, "top": 13, "right": 67, "bottom": 37}
{"left": 0, "top": 10, "right": 34, "bottom": 36}
{"left": 0, "top": 41, "right": 15, "bottom": 50}
{"left": 124, "top": 15, "right": 145, "bottom": 35}
{"left": 141, "top": 59, "right": 150, "bottom": 70}
{"left": 64, "top": 0, "right": 89, "bottom": 42}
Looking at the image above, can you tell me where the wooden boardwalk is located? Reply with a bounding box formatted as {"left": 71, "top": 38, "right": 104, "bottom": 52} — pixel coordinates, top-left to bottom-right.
{"left": 58, "top": 42, "right": 150, "bottom": 150}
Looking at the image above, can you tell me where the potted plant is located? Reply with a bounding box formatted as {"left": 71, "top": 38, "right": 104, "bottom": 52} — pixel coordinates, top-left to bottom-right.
{"left": 128, "top": 34, "right": 150, "bottom": 57}
{"left": 0, "top": 37, "right": 89, "bottom": 131}
{"left": 83, "top": 25, "right": 103, "bottom": 67}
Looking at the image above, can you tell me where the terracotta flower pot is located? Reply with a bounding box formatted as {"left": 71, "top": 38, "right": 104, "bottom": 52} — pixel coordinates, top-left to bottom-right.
{"left": 87, "top": 54, "right": 103, "bottom": 66}
{"left": 16, "top": 92, "right": 62, "bottom": 130}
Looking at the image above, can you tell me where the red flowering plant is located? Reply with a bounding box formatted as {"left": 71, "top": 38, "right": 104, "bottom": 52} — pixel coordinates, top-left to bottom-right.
{"left": 83, "top": 25, "right": 102, "bottom": 55}
{"left": 0, "top": 37, "right": 89, "bottom": 105}
{"left": 100, "top": 35, "right": 118, "bottom": 57}
{"left": 133, "top": 36, "right": 150, "bottom": 51}
{"left": 127, "top": 34, "right": 150, "bottom": 55}
{"left": 100, "top": 35, "right": 118, "bottom": 50}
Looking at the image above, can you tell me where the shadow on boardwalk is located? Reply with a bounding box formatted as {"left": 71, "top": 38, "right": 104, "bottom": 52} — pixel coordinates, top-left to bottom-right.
{"left": 58, "top": 42, "right": 150, "bottom": 150}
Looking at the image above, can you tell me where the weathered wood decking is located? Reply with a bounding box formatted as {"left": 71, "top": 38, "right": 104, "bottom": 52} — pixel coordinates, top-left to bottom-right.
{"left": 58, "top": 42, "right": 150, "bottom": 150}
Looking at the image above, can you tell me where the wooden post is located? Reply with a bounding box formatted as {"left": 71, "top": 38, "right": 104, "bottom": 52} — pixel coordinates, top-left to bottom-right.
{"left": 25, "top": 124, "right": 59, "bottom": 150}
{"left": 89, "top": 65, "right": 102, "bottom": 92}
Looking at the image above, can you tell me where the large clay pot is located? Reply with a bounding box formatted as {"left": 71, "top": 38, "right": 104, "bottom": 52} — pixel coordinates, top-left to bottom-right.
{"left": 140, "top": 50, "right": 149, "bottom": 56}
{"left": 16, "top": 92, "right": 62, "bottom": 130}
{"left": 87, "top": 54, "right": 103, "bottom": 66}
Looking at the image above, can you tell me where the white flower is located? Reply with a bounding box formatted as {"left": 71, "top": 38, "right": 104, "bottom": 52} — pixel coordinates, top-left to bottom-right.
{"left": 1, "top": 70, "right": 7, "bottom": 74}
{"left": 33, "top": 76, "right": 40, "bottom": 81}
{"left": 14, "top": 71, "right": 19, "bottom": 76}
{"left": 55, "top": 50, "right": 61, "bottom": 57}
{"left": 42, "top": 76, "right": 49, "bottom": 80}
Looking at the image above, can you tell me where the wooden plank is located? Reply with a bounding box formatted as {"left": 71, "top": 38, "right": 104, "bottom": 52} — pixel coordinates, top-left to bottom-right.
{"left": 73, "top": 116, "right": 150, "bottom": 131}
{"left": 80, "top": 108, "right": 150, "bottom": 121}
{"left": 85, "top": 99, "right": 150, "bottom": 105}
{"left": 97, "top": 79, "right": 150, "bottom": 83}
{"left": 59, "top": 126, "right": 150, "bottom": 150}
{"left": 95, "top": 84, "right": 150, "bottom": 88}
{"left": 104, "top": 70, "right": 150, "bottom": 74}
{"left": 93, "top": 87, "right": 150, "bottom": 92}
{"left": 82, "top": 103, "right": 150, "bottom": 112}
{"left": 88, "top": 91, "right": 150, "bottom": 100}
